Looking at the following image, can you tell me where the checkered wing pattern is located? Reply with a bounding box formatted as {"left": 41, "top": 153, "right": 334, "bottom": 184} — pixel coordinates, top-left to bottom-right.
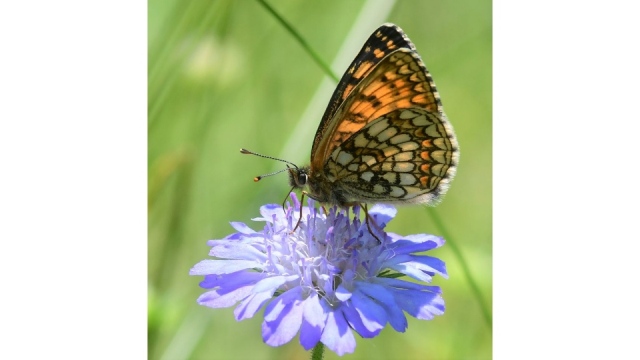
{"left": 325, "top": 108, "right": 457, "bottom": 205}
{"left": 307, "top": 23, "right": 458, "bottom": 206}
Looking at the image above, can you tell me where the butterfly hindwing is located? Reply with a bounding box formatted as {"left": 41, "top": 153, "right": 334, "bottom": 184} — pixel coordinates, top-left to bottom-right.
{"left": 323, "top": 107, "right": 458, "bottom": 205}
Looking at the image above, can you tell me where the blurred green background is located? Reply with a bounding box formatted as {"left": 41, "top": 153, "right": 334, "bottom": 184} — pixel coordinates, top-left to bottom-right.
{"left": 149, "top": 0, "right": 491, "bottom": 359}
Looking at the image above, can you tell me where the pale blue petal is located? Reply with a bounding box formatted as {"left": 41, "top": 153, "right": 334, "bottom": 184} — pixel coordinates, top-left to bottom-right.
{"left": 387, "top": 234, "right": 444, "bottom": 254}
{"left": 335, "top": 284, "right": 352, "bottom": 301}
{"left": 372, "top": 277, "right": 442, "bottom": 293}
{"left": 380, "top": 253, "right": 412, "bottom": 267}
{"left": 252, "top": 275, "right": 293, "bottom": 295}
{"left": 407, "top": 255, "right": 447, "bottom": 276}
{"left": 253, "top": 204, "right": 284, "bottom": 222}
{"left": 405, "top": 233, "right": 445, "bottom": 246}
{"left": 383, "top": 254, "right": 447, "bottom": 280}
{"left": 368, "top": 204, "right": 397, "bottom": 226}
{"left": 320, "top": 307, "right": 356, "bottom": 356}
{"left": 230, "top": 222, "right": 257, "bottom": 234}
{"left": 199, "top": 271, "right": 265, "bottom": 290}
{"left": 389, "top": 287, "right": 445, "bottom": 320}
{"left": 253, "top": 275, "right": 299, "bottom": 292}
{"left": 196, "top": 285, "right": 253, "bottom": 308}
{"left": 262, "top": 288, "right": 304, "bottom": 346}
{"left": 234, "top": 291, "right": 273, "bottom": 320}
{"left": 414, "top": 255, "right": 448, "bottom": 279}
{"left": 189, "top": 259, "right": 261, "bottom": 275}
{"left": 209, "top": 243, "right": 267, "bottom": 261}
{"left": 389, "top": 255, "right": 447, "bottom": 279}
{"left": 263, "top": 286, "right": 303, "bottom": 321}
{"left": 299, "top": 294, "right": 326, "bottom": 350}
{"left": 388, "top": 263, "right": 434, "bottom": 282}
{"left": 356, "top": 281, "right": 407, "bottom": 332}
{"left": 218, "top": 231, "right": 256, "bottom": 241}
{"left": 343, "top": 291, "right": 386, "bottom": 337}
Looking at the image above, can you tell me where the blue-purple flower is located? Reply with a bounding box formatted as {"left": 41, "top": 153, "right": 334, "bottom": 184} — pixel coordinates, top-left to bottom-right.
{"left": 190, "top": 193, "right": 447, "bottom": 356}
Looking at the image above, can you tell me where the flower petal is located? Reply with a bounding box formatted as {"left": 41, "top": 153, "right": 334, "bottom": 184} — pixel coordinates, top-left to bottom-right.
{"left": 382, "top": 254, "right": 448, "bottom": 281}
{"left": 388, "top": 263, "right": 434, "bottom": 282}
{"left": 335, "top": 284, "right": 352, "bottom": 301}
{"left": 356, "top": 281, "right": 407, "bottom": 332}
{"left": 388, "top": 287, "right": 445, "bottom": 320}
{"left": 230, "top": 222, "right": 257, "bottom": 234}
{"left": 373, "top": 277, "right": 442, "bottom": 292}
{"left": 262, "top": 284, "right": 302, "bottom": 320}
{"left": 196, "top": 285, "right": 253, "bottom": 308}
{"left": 262, "top": 287, "right": 304, "bottom": 346}
{"left": 209, "top": 242, "right": 267, "bottom": 261}
{"left": 253, "top": 204, "right": 284, "bottom": 222}
{"left": 198, "top": 271, "right": 265, "bottom": 290}
{"left": 409, "top": 255, "right": 448, "bottom": 278}
{"left": 299, "top": 294, "right": 326, "bottom": 350}
{"left": 320, "top": 307, "right": 356, "bottom": 356}
{"left": 234, "top": 290, "right": 273, "bottom": 320}
{"left": 252, "top": 275, "right": 298, "bottom": 295}
{"left": 343, "top": 290, "right": 386, "bottom": 337}
{"left": 368, "top": 204, "right": 397, "bottom": 227}
{"left": 387, "top": 234, "right": 445, "bottom": 254}
{"left": 189, "top": 259, "right": 261, "bottom": 275}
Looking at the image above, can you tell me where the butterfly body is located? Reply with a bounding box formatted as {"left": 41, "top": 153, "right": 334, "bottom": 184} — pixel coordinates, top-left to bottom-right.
{"left": 286, "top": 24, "right": 459, "bottom": 208}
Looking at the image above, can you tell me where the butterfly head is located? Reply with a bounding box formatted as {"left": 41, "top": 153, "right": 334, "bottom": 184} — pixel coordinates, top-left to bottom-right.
{"left": 287, "top": 165, "right": 310, "bottom": 190}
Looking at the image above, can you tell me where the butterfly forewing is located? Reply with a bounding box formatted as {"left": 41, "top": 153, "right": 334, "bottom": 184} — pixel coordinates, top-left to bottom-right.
{"left": 313, "top": 48, "right": 446, "bottom": 167}
{"left": 312, "top": 24, "right": 418, "bottom": 162}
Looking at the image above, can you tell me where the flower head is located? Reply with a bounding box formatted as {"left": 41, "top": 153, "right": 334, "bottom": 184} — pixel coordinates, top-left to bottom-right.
{"left": 190, "top": 193, "right": 447, "bottom": 356}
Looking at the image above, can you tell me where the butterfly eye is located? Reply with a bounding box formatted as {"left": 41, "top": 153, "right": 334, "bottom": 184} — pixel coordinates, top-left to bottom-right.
{"left": 297, "top": 173, "right": 307, "bottom": 186}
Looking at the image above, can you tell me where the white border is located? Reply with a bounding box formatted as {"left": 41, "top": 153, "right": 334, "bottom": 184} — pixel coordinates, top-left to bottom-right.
{"left": 495, "top": 0, "right": 640, "bottom": 358}
{"left": 0, "top": 1, "right": 146, "bottom": 358}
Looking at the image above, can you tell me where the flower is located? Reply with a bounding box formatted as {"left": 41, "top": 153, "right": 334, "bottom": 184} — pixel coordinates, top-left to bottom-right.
{"left": 189, "top": 193, "right": 447, "bottom": 356}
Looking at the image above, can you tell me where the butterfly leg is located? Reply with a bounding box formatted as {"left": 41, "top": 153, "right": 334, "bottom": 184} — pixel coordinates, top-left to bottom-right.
{"left": 291, "top": 191, "right": 307, "bottom": 233}
{"left": 292, "top": 190, "right": 324, "bottom": 233}
{"left": 343, "top": 202, "right": 383, "bottom": 244}
{"left": 361, "top": 203, "right": 383, "bottom": 244}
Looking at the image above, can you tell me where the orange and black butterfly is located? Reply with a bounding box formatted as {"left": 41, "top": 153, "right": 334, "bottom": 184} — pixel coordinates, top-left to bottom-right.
{"left": 243, "top": 23, "right": 458, "bottom": 209}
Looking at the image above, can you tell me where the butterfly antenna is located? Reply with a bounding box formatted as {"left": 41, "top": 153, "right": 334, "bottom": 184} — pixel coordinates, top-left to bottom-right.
{"left": 240, "top": 148, "right": 299, "bottom": 182}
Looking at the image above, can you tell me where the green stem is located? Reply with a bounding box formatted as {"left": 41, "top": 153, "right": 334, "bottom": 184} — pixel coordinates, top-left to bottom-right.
{"left": 256, "top": 0, "right": 339, "bottom": 82}
{"left": 426, "top": 207, "right": 493, "bottom": 329}
{"left": 310, "top": 342, "right": 324, "bottom": 360}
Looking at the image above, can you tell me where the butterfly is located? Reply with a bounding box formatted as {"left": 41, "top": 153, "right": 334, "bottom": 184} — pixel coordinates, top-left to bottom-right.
{"left": 242, "top": 23, "right": 458, "bottom": 210}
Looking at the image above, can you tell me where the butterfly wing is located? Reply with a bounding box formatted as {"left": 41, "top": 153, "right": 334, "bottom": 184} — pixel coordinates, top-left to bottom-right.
{"left": 324, "top": 107, "right": 458, "bottom": 205}
{"left": 313, "top": 23, "right": 412, "bottom": 147}
{"left": 311, "top": 25, "right": 445, "bottom": 171}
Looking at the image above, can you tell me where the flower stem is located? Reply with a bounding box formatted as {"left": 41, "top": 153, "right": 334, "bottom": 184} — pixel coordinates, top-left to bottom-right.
{"left": 310, "top": 342, "right": 324, "bottom": 360}
{"left": 426, "top": 207, "right": 493, "bottom": 330}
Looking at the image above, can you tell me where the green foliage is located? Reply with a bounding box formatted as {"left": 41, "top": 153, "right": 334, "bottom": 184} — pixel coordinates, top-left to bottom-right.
{"left": 149, "top": 0, "right": 492, "bottom": 359}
